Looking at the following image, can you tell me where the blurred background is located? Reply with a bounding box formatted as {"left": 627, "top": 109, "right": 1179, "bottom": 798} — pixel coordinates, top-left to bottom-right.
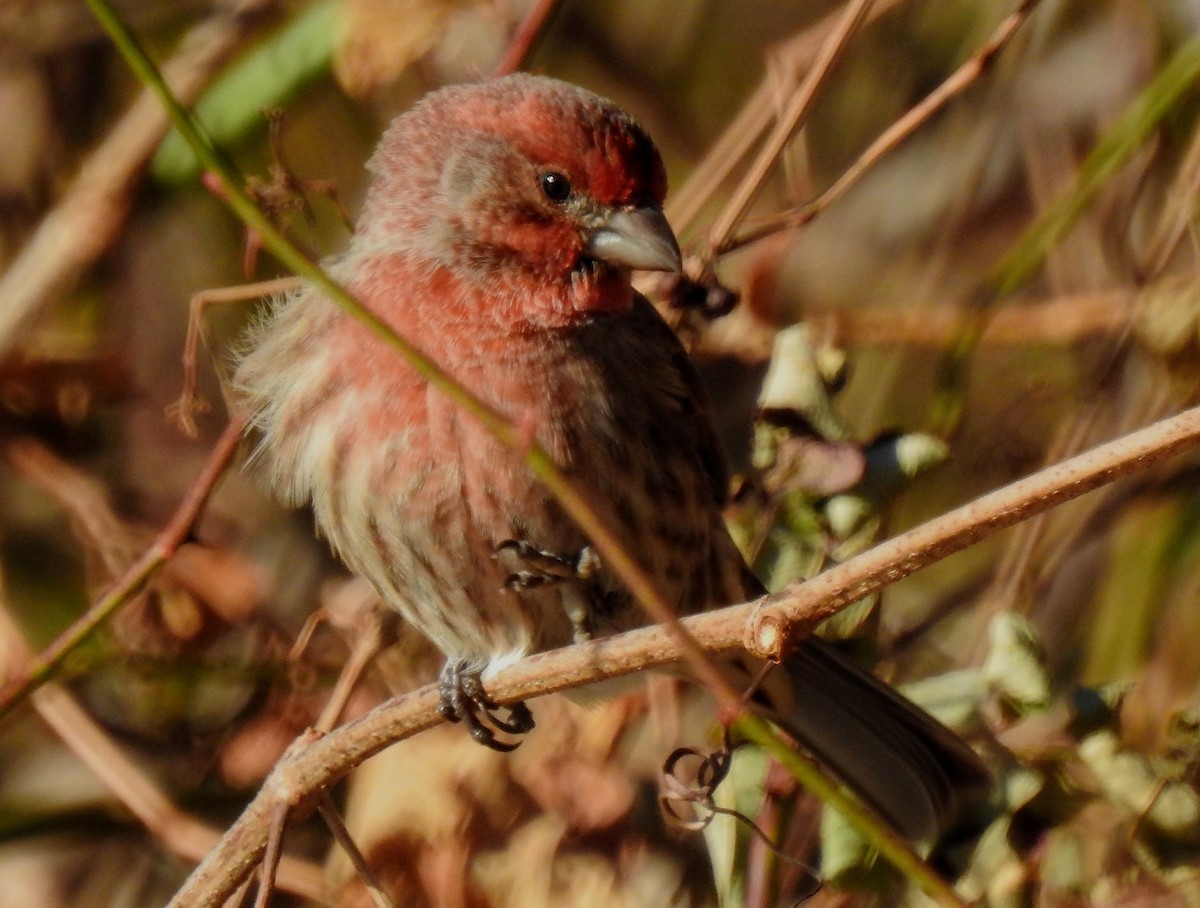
{"left": 3, "top": 0, "right": 1200, "bottom": 905}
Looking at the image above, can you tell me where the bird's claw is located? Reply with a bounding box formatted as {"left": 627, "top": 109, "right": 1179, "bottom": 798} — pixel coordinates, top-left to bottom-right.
{"left": 494, "top": 541, "right": 601, "bottom": 643}
{"left": 493, "top": 540, "right": 600, "bottom": 590}
{"left": 438, "top": 661, "right": 534, "bottom": 752}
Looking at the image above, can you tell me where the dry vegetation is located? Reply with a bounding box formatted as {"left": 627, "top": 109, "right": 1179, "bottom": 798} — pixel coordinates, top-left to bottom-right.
{"left": 3, "top": 1, "right": 1200, "bottom": 906}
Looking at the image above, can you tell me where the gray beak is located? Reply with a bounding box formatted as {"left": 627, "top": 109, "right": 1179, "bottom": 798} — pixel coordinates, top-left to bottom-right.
{"left": 584, "top": 205, "right": 682, "bottom": 273}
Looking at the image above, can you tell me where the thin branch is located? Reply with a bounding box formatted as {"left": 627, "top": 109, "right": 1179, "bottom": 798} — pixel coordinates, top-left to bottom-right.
{"left": 172, "top": 275, "right": 301, "bottom": 437}
{"left": 1141, "top": 118, "right": 1200, "bottom": 278}
{"left": 312, "top": 611, "right": 388, "bottom": 733}
{"left": 704, "top": 0, "right": 875, "bottom": 252}
{"left": 251, "top": 806, "right": 290, "bottom": 908}
{"left": 721, "top": 0, "right": 1040, "bottom": 255}
{"left": 665, "top": 0, "right": 906, "bottom": 237}
{"left": 168, "top": 404, "right": 1200, "bottom": 907}
{"left": 318, "top": 794, "right": 396, "bottom": 908}
{"left": 490, "top": 0, "right": 563, "bottom": 78}
{"left": 698, "top": 288, "right": 1136, "bottom": 363}
{"left": 4, "top": 436, "right": 141, "bottom": 577}
{"left": 0, "top": 582, "right": 328, "bottom": 903}
{"left": 986, "top": 31, "right": 1200, "bottom": 300}
{"left": 0, "top": 0, "right": 272, "bottom": 355}
{"left": 0, "top": 417, "right": 244, "bottom": 719}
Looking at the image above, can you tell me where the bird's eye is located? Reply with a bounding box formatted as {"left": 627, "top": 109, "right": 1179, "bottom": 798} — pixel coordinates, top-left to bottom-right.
{"left": 539, "top": 172, "right": 571, "bottom": 202}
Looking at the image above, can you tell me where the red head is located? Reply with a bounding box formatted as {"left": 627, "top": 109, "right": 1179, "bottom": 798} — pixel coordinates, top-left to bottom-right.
{"left": 352, "top": 75, "right": 679, "bottom": 320}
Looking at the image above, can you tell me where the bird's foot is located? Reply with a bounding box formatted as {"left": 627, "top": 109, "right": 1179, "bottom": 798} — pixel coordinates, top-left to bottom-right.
{"left": 494, "top": 540, "right": 601, "bottom": 643}
{"left": 438, "top": 661, "right": 534, "bottom": 752}
{"left": 494, "top": 539, "right": 600, "bottom": 590}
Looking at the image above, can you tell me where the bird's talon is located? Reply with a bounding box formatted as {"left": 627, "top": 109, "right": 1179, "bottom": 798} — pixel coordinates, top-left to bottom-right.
{"left": 503, "top": 570, "right": 551, "bottom": 591}
{"left": 467, "top": 721, "right": 519, "bottom": 752}
{"left": 457, "top": 669, "right": 486, "bottom": 701}
{"left": 507, "top": 701, "right": 535, "bottom": 733}
{"left": 493, "top": 540, "right": 601, "bottom": 588}
{"left": 485, "top": 700, "right": 535, "bottom": 736}
{"left": 438, "top": 661, "right": 534, "bottom": 752}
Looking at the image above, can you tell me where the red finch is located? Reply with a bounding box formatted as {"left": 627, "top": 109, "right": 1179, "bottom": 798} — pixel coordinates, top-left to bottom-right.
{"left": 234, "top": 74, "right": 987, "bottom": 841}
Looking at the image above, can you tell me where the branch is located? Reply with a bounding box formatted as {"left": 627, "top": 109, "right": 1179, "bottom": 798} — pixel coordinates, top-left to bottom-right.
{"left": 0, "top": 590, "right": 329, "bottom": 903}
{"left": 0, "top": 0, "right": 272, "bottom": 354}
{"left": 665, "top": 0, "right": 906, "bottom": 237}
{"left": 697, "top": 288, "right": 1136, "bottom": 364}
{"left": 169, "top": 403, "right": 1200, "bottom": 907}
{"left": 720, "top": 0, "right": 1040, "bottom": 255}
{"left": 703, "top": 0, "right": 875, "bottom": 251}
{"left": 490, "top": 0, "right": 563, "bottom": 78}
{"left": 0, "top": 418, "right": 244, "bottom": 719}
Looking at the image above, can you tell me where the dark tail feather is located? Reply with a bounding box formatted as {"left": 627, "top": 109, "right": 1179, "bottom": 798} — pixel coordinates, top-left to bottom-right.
{"left": 767, "top": 638, "right": 990, "bottom": 843}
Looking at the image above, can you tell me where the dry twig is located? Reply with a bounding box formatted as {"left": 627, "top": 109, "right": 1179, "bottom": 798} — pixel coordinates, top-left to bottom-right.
{"left": 490, "top": 0, "right": 563, "bottom": 78}
{"left": 317, "top": 794, "right": 396, "bottom": 908}
{"left": 168, "top": 403, "right": 1200, "bottom": 907}
{"left": 0, "top": 583, "right": 327, "bottom": 903}
{"left": 0, "top": 0, "right": 272, "bottom": 354}
{"left": 0, "top": 417, "right": 245, "bottom": 719}
{"left": 704, "top": 0, "right": 875, "bottom": 252}
{"left": 699, "top": 288, "right": 1136, "bottom": 363}
{"left": 170, "top": 276, "right": 301, "bottom": 436}
{"left": 720, "top": 0, "right": 1041, "bottom": 255}
{"left": 666, "top": 0, "right": 907, "bottom": 237}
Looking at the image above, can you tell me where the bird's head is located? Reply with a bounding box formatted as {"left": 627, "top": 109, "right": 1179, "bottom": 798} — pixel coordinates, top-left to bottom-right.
{"left": 356, "top": 74, "right": 680, "bottom": 317}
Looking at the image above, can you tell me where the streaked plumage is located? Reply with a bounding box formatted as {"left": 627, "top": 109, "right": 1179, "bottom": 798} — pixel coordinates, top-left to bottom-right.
{"left": 235, "top": 74, "right": 987, "bottom": 841}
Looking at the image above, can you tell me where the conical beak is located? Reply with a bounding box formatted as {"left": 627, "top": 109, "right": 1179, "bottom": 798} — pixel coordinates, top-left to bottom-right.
{"left": 584, "top": 205, "right": 682, "bottom": 273}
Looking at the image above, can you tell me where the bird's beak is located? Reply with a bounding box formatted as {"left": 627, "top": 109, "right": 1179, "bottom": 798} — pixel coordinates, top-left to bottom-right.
{"left": 584, "top": 205, "right": 682, "bottom": 273}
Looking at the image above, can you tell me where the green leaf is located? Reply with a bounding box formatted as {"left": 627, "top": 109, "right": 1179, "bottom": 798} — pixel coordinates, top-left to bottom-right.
{"left": 151, "top": 1, "right": 337, "bottom": 184}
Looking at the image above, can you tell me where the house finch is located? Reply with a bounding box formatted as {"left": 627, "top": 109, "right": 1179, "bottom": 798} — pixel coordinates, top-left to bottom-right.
{"left": 234, "top": 74, "right": 987, "bottom": 841}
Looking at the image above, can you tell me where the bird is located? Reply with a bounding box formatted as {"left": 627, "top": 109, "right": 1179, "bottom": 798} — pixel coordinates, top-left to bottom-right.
{"left": 232, "top": 73, "right": 989, "bottom": 843}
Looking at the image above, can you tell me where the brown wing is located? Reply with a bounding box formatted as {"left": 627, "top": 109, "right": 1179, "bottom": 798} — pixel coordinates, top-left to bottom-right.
{"left": 618, "top": 293, "right": 731, "bottom": 508}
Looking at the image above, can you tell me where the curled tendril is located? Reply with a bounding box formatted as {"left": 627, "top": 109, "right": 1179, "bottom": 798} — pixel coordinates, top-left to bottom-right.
{"left": 658, "top": 736, "right": 735, "bottom": 830}
{"left": 658, "top": 729, "right": 823, "bottom": 901}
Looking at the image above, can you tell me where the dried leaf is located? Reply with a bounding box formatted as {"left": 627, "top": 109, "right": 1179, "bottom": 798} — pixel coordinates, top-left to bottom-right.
{"left": 1135, "top": 276, "right": 1200, "bottom": 358}
{"left": 334, "top": 0, "right": 463, "bottom": 97}
{"left": 757, "top": 324, "right": 848, "bottom": 441}
{"left": 165, "top": 542, "right": 267, "bottom": 625}
{"left": 764, "top": 428, "right": 866, "bottom": 496}
{"left": 983, "top": 612, "right": 1052, "bottom": 715}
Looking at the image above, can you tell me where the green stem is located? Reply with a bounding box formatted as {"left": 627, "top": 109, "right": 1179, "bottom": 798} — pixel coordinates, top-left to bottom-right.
{"left": 931, "top": 34, "right": 1200, "bottom": 435}
{"left": 82, "top": 0, "right": 743, "bottom": 712}
{"left": 0, "top": 419, "right": 244, "bottom": 720}
{"left": 736, "top": 715, "right": 970, "bottom": 907}
{"left": 988, "top": 34, "right": 1200, "bottom": 300}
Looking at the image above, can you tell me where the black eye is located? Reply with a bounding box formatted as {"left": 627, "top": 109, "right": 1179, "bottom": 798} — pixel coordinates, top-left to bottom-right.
{"left": 539, "top": 171, "right": 571, "bottom": 202}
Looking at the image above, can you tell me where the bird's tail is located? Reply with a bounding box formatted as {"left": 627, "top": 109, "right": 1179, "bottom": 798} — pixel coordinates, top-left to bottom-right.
{"left": 755, "top": 637, "right": 990, "bottom": 843}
